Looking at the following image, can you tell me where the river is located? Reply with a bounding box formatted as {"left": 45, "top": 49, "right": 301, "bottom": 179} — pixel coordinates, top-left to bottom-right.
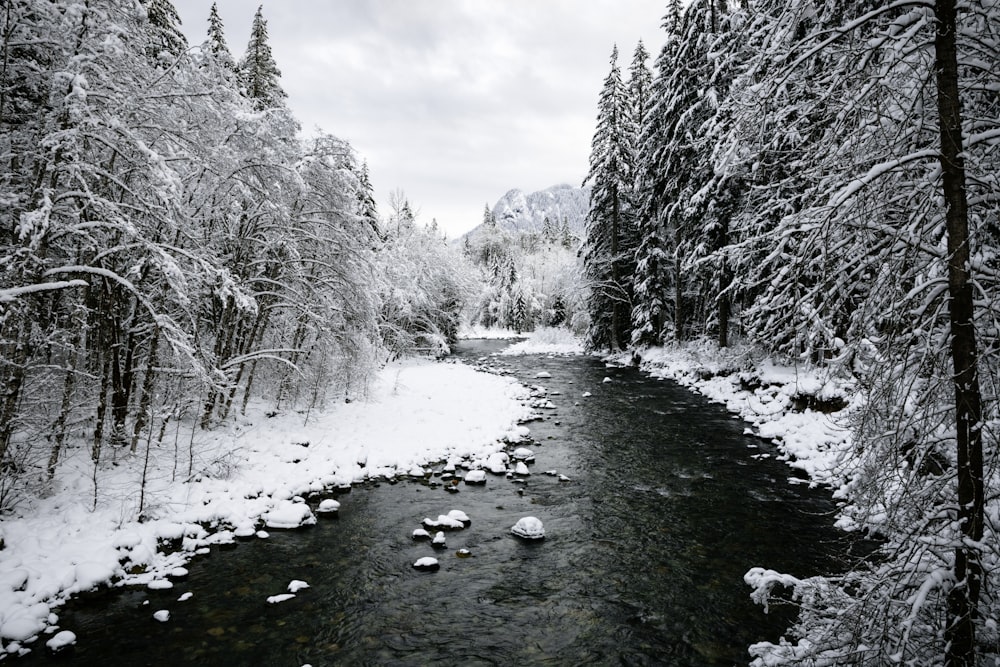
{"left": 21, "top": 339, "right": 848, "bottom": 666}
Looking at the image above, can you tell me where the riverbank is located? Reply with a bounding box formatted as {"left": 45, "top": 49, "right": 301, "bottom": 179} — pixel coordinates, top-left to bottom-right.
{"left": 0, "top": 358, "right": 533, "bottom": 658}
{"left": 617, "top": 341, "right": 857, "bottom": 495}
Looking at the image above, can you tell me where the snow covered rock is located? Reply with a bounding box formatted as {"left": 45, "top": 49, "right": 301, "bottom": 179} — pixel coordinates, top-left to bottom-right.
{"left": 510, "top": 516, "right": 545, "bottom": 540}
{"left": 511, "top": 447, "right": 535, "bottom": 462}
{"left": 514, "top": 462, "right": 530, "bottom": 476}
{"left": 153, "top": 610, "right": 170, "bottom": 622}
{"left": 464, "top": 469, "right": 487, "bottom": 485}
{"left": 446, "top": 509, "right": 471, "bottom": 526}
{"left": 456, "top": 548, "right": 472, "bottom": 558}
{"left": 486, "top": 452, "right": 509, "bottom": 474}
{"left": 432, "top": 531, "right": 447, "bottom": 548}
{"left": 603, "top": 377, "right": 612, "bottom": 383}
{"left": 45, "top": 630, "right": 76, "bottom": 654}
{"left": 412, "top": 557, "right": 440, "bottom": 571}
{"left": 288, "top": 580, "right": 310, "bottom": 593}
{"left": 262, "top": 503, "right": 317, "bottom": 529}
{"left": 582, "top": 392, "right": 592, "bottom": 398}
{"left": 535, "top": 371, "right": 552, "bottom": 379}
{"left": 317, "top": 499, "right": 341, "bottom": 515}
{"left": 412, "top": 528, "right": 432, "bottom": 541}
{"left": 422, "top": 514, "right": 465, "bottom": 531}
{"left": 266, "top": 593, "right": 296, "bottom": 604}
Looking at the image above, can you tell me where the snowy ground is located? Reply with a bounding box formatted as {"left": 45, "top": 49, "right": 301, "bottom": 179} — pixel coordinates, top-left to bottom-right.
{"left": 497, "top": 327, "right": 586, "bottom": 357}
{"left": 0, "top": 358, "right": 533, "bottom": 658}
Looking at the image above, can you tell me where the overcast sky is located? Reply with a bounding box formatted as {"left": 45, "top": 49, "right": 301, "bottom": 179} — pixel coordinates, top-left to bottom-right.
{"left": 170, "top": 1, "right": 665, "bottom": 237}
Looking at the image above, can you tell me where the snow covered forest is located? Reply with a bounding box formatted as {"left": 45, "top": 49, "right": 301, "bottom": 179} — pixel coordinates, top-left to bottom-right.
{"left": 3, "top": 0, "right": 1000, "bottom": 663}
{"left": 0, "top": 0, "right": 479, "bottom": 500}
{"left": 580, "top": 0, "right": 1000, "bottom": 664}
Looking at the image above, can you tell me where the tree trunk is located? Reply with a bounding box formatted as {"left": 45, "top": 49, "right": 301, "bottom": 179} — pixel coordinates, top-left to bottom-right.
{"left": 673, "top": 232, "right": 684, "bottom": 342}
{"left": 47, "top": 327, "right": 83, "bottom": 479}
{"left": 610, "top": 186, "right": 622, "bottom": 350}
{"left": 130, "top": 332, "right": 159, "bottom": 453}
{"left": 934, "top": 1, "right": 985, "bottom": 664}
{"left": 0, "top": 313, "right": 30, "bottom": 463}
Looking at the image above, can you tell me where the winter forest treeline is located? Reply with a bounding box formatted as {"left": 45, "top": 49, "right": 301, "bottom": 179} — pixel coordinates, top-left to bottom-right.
{"left": 581, "top": 0, "right": 999, "bottom": 664}
{"left": 0, "top": 0, "right": 471, "bottom": 504}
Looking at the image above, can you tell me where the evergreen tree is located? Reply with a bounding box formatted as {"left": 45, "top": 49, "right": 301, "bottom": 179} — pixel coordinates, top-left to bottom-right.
{"left": 205, "top": 2, "right": 235, "bottom": 71}
{"left": 356, "top": 160, "right": 381, "bottom": 240}
{"left": 582, "top": 45, "right": 634, "bottom": 350}
{"left": 141, "top": 0, "right": 187, "bottom": 64}
{"left": 238, "top": 6, "right": 287, "bottom": 109}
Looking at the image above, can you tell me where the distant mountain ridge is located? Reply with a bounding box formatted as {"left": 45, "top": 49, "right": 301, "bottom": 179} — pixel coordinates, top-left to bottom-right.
{"left": 464, "top": 184, "right": 590, "bottom": 240}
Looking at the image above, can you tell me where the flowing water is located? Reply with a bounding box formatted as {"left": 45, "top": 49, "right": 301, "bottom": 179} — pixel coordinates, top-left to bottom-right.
{"left": 21, "top": 340, "right": 850, "bottom": 666}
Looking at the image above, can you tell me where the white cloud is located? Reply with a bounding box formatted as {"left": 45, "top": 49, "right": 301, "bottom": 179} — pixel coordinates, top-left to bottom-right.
{"left": 171, "top": 0, "right": 664, "bottom": 236}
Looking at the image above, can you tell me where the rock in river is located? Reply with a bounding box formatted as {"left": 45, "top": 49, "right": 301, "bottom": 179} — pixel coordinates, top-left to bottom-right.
{"left": 510, "top": 516, "right": 545, "bottom": 540}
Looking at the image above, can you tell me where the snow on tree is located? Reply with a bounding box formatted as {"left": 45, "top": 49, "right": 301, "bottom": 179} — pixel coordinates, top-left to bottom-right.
{"left": 582, "top": 45, "right": 637, "bottom": 350}
{"left": 204, "top": 2, "right": 236, "bottom": 72}
{"left": 238, "top": 6, "right": 287, "bottom": 110}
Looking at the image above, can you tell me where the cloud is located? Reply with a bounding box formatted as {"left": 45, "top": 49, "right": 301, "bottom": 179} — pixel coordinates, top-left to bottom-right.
{"left": 171, "top": 0, "right": 664, "bottom": 236}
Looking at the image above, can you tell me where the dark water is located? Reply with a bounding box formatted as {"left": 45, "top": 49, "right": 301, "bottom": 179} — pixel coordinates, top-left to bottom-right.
{"left": 23, "top": 340, "right": 848, "bottom": 666}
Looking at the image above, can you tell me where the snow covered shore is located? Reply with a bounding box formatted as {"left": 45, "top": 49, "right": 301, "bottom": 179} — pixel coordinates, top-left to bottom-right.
{"left": 0, "top": 358, "right": 532, "bottom": 658}
{"left": 614, "top": 341, "right": 857, "bottom": 495}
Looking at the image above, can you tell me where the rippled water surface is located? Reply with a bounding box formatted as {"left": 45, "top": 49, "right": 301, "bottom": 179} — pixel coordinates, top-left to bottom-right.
{"left": 23, "top": 340, "right": 849, "bottom": 666}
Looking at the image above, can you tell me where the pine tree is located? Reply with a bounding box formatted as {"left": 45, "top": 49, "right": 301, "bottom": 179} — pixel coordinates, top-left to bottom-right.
{"left": 582, "top": 45, "right": 634, "bottom": 350}
{"left": 205, "top": 2, "right": 235, "bottom": 71}
{"left": 356, "top": 160, "right": 381, "bottom": 240}
{"left": 238, "top": 6, "right": 286, "bottom": 109}
{"left": 141, "top": 0, "right": 187, "bottom": 64}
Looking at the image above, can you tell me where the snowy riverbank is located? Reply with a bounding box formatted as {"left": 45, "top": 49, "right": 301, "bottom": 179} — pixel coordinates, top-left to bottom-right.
{"left": 612, "top": 340, "right": 858, "bottom": 495}
{"left": 0, "top": 358, "right": 533, "bottom": 658}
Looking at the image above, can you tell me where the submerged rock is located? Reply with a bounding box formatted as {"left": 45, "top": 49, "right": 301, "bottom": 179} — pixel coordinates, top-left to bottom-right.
{"left": 511, "top": 516, "right": 545, "bottom": 540}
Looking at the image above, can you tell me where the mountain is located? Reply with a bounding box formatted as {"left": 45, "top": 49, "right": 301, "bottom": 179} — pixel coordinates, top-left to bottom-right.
{"left": 463, "top": 184, "right": 590, "bottom": 241}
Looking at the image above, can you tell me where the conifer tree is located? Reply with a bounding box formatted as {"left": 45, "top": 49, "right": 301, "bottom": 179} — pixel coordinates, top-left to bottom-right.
{"left": 582, "top": 45, "right": 634, "bottom": 350}
{"left": 141, "top": 0, "right": 187, "bottom": 64}
{"left": 238, "top": 6, "right": 286, "bottom": 109}
{"left": 205, "top": 2, "right": 235, "bottom": 71}
{"left": 356, "top": 160, "right": 381, "bottom": 240}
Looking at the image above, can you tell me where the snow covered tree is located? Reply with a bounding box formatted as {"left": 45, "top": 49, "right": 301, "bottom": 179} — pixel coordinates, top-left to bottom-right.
{"left": 238, "top": 6, "right": 286, "bottom": 109}
{"left": 582, "top": 45, "right": 636, "bottom": 350}
{"left": 355, "top": 160, "right": 381, "bottom": 240}
{"left": 204, "top": 2, "right": 235, "bottom": 72}
{"left": 141, "top": 0, "right": 187, "bottom": 65}
{"left": 728, "top": 1, "right": 1000, "bottom": 664}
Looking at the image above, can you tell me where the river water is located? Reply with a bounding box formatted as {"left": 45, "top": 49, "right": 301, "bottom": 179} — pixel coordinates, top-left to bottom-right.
{"left": 23, "top": 340, "right": 848, "bottom": 666}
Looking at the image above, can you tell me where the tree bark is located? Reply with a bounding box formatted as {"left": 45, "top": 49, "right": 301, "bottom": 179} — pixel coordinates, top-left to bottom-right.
{"left": 934, "top": 1, "right": 985, "bottom": 664}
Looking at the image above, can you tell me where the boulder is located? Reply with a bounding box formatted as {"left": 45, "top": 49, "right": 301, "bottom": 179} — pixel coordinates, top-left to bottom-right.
{"left": 510, "top": 516, "right": 545, "bottom": 540}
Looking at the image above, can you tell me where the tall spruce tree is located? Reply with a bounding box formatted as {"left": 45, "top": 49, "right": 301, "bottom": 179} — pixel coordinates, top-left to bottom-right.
{"left": 582, "top": 45, "right": 634, "bottom": 350}
{"left": 205, "top": 2, "right": 235, "bottom": 71}
{"left": 238, "top": 6, "right": 286, "bottom": 109}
